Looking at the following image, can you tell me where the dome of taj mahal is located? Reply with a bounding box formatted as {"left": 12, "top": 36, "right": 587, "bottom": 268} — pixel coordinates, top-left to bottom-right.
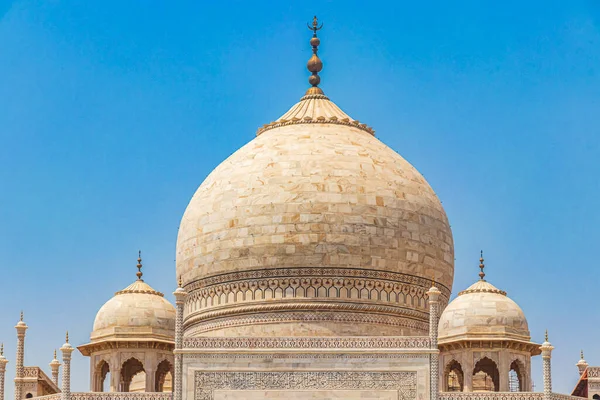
{"left": 176, "top": 23, "right": 454, "bottom": 337}
{"left": 90, "top": 255, "right": 176, "bottom": 343}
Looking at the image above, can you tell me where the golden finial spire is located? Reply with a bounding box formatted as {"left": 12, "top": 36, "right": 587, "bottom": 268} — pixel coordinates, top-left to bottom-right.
{"left": 581, "top": 350, "right": 584, "bottom": 359}
{"left": 1, "top": 343, "right": 3, "bottom": 356}
{"left": 545, "top": 329, "right": 548, "bottom": 342}
{"left": 54, "top": 349, "right": 57, "bottom": 359}
{"left": 178, "top": 275, "right": 182, "bottom": 288}
{"left": 65, "top": 331, "right": 69, "bottom": 343}
{"left": 479, "top": 250, "right": 485, "bottom": 280}
{"left": 305, "top": 16, "right": 324, "bottom": 96}
{"left": 136, "top": 250, "right": 143, "bottom": 281}
{"left": 20, "top": 311, "right": 23, "bottom": 321}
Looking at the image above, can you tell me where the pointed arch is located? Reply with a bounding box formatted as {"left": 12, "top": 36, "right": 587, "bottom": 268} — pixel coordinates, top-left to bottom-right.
{"left": 472, "top": 357, "right": 499, "bottom": 392}
{"left": 155, "top": 359, "right": 173, "bottom": 392}
{"left": 444, "top": 359, "right": 464, "bottom": 392}
{"left": 94, "top": 359, "right": 111, "bottom": 392}
{"left": 120, "top": 357, "right": 145, "bottom": 392}
{"left": 509, "top": 359, "right": 526, "bottom": 392}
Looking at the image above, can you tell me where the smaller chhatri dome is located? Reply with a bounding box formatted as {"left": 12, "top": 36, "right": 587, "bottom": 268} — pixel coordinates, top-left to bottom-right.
{"left": 90, "top": 253, "right": 175, "bottom": 342}
{"left": 438, "top": 253, "right": 530, "bottom": 343}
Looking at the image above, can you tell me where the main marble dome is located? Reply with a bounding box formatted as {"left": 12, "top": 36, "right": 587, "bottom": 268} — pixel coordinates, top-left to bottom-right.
{"left": 176, "top": 35, "right": 454, "bottom": 337}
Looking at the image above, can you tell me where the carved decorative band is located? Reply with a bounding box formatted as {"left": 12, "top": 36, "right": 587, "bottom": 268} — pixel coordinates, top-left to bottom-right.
{"left": 186, "top": 267, "right": 451, "bottom": 296}
{"left": 195, "top": 371, "right": 417, "bottom": 400}
{"left": 185, "top": 301, "right": 429, "bottom": 327}
{"left": 184, "top": 311, "right": 429, "bottom": 335}
{"left": 183, "top": 336, "right": 431, "bottom": 349}
{"left": 183, "top": 268, "right": 450, "bottom": 322}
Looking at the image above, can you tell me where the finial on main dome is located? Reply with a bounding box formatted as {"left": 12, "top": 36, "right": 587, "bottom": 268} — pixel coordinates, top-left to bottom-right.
{"left": 479, "top": 250, "right": 485, "bottom": 280}
{"left": 306, "top": 16, "right": 324, "bottom": 96}
{"left": 136, "top": 250, "right": 143, "bottom": 281}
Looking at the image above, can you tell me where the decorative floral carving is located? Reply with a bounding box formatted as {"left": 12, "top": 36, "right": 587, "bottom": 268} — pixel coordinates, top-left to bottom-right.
{"left": 195, "top": 371, "right": 416, "bottom": 400}
{"left": 183, "top": 336, "right": 431, "bottom": 349}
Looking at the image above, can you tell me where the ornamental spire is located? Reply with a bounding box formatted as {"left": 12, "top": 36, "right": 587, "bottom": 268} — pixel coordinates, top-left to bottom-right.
{"left": 136, "top": 250, "right": 143, "bottom": 281}
{"left": 0, "top": 343, "right": 3, "bottom": 356}
{"left": 479, "top": 250, "right": 485, "bottom": 280}
{"left": 306, "top": 16, "right": 324, "bottom": 96}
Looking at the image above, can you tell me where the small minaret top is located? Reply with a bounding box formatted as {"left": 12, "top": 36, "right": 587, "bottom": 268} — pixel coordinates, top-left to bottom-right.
{"left": 306, "top": 16, "right": 324, "bottom": 96}
{"left": 0, "top": 343, "right": 7, "bottom": 366}
{"left": 479, "top": 250, "right": 485, "bottom": 280}
{"left": 577, "top": 349, "right": 588, "bottom": 375}
{"left": 50, "top": 349, "right": 60, "bottom": 367}
{"left": 16, "top": 311, "right": 27, "bottom": 329}
{"left": 136, "top": 250, "right": 143, "bottom": 281}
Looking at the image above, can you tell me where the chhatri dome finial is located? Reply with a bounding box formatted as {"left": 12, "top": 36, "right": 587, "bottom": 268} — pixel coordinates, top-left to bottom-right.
{"left": 136, "top": 250, "right": 143, "bottom": 281}
{"left": 545, "top": 329, "right": 548, "bottom": 342}
{"left": 305, "top": 16, "right": 324, "bottom": 96}
{"left": 479, "top": 250, "right": 485, "bottom": 280}
{"left": 20, "top": 311, "right": 23, "bottom": 322}
{"left": 0, "top": 343, "right": 3, "bottom": 356}
{"left": 581, "top": 349, "right": 585, "bottom": 359}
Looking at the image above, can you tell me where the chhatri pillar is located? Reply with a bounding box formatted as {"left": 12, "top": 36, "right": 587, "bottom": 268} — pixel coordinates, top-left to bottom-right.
{"left": 173, "top": 278, "right": 187, "bottom": 400}
{"left": 14, "top": 312, "right": 27, "bottom": 400}
{"left": 540, "top": 331, "right": 554, "bottom": 400}
{"left": 0, "top": 344, "right": 9, "bottom": 400}
{"left": 60, "top": 332, "right": 74, "bottom": 400}
{"left": 50, "top": 350, "right": 61, "bottom": 387}
{"left": 427, "top": 281, "right": 441, "bottom": 400}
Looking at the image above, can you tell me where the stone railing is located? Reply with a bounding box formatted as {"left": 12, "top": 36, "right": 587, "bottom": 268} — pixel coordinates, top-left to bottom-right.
{"left": 440, "top": 393, "right": 582, "bottom": 400}
{"left": 31, "top": 395, "right": 61, "bottom": 400}
{"left": 550, "top": 394, "right": 584, "bottom": 400}
{"left": 440, "top": 393, "right": 543, "bottom": 400}
{"left": 71, "top": 394, "right": 172, "bottom": 400}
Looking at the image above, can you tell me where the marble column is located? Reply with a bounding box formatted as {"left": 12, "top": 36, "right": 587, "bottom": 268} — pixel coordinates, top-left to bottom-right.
{"left": 173, "top": 279, "right": 188, "bottom": 400}
{"left": 60, "top": 333, "right": 74, "bottom": 400}
{"left": 463, "top": 352, "right": 473, "bottom": 392}
{"left": 49, "top": 350, "right": 61, "bottom": 387}
{"left": 540, "top": 331, "right": 554, "bottom": 400}
{"left": 110, "top": 359, "right": 121, "bottom": 393}
{"left": 427, "top": 283, "right": 441, "bottom": 400}
{"left": 0, "top": 344, "right": 9, "bottom": 400}
{"left": 14, "top": 312, "right": 27, "bottom": 400}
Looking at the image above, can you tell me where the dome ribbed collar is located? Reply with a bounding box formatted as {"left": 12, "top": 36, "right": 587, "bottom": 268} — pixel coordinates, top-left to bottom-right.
{"left": 457, "top": 280, "right": 507, "bottom": 296}
{"left": 115, "top": 280, "right": 164, "bottom": 297}
{"left": 256, "top": 94, "right": 375, "bottom": 137}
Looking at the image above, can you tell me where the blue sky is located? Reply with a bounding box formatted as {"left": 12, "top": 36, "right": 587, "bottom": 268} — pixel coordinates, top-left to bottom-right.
{"left": 0, "top": 0, "right": 599, "bottom": 395}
